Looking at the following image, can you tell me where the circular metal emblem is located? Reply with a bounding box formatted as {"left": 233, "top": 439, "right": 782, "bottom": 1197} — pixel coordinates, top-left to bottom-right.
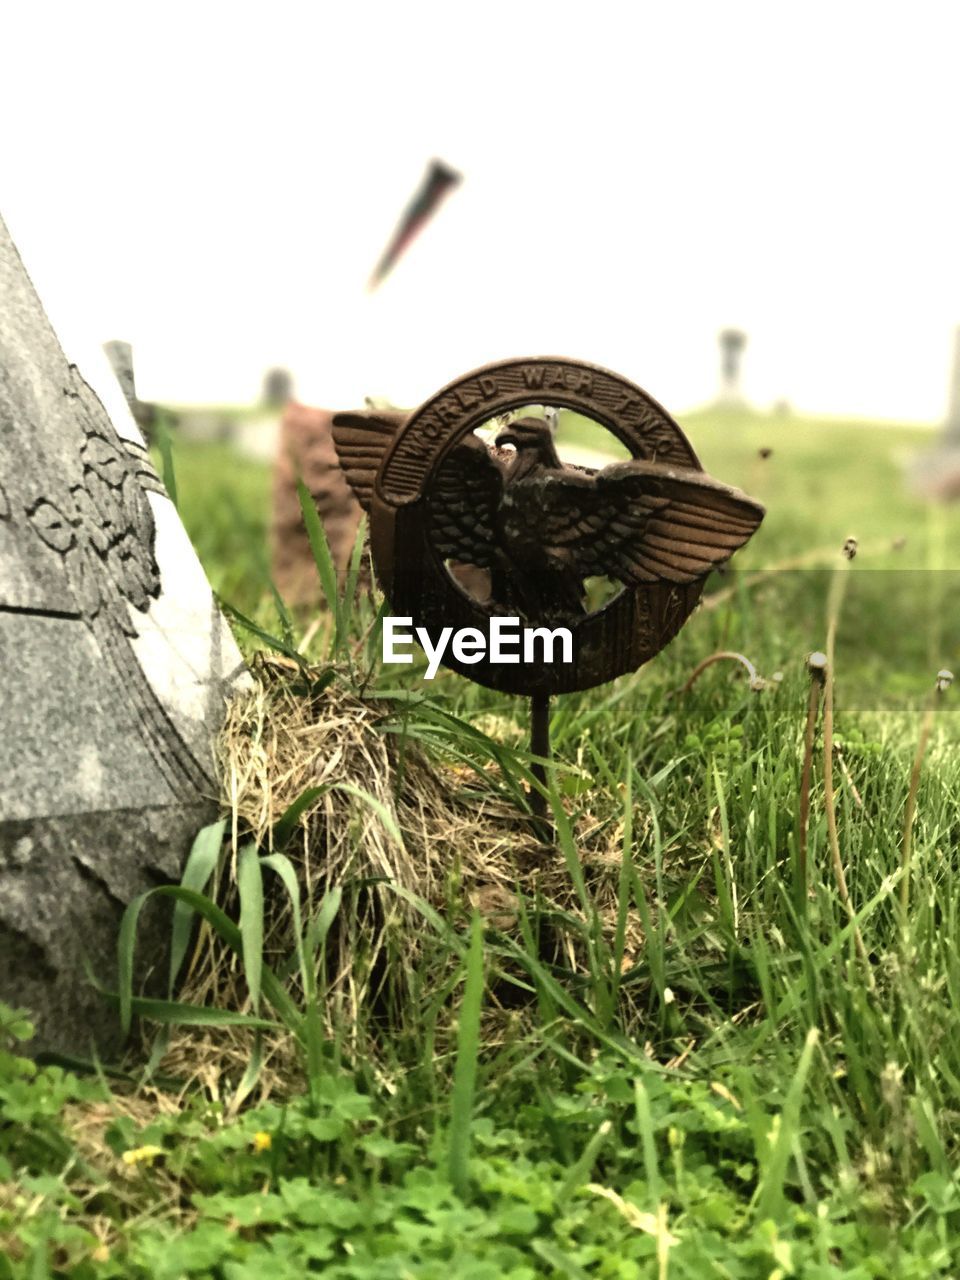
{"left": 332, "top": 356, "right": 764, "bottom": 697}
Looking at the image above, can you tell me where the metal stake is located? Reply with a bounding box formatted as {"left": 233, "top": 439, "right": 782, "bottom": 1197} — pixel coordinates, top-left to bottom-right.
{"left": 529, "top": 691, "right": 551, "bottom": 836}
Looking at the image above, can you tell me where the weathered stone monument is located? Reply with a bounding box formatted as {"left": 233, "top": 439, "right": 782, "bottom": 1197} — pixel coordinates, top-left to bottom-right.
{"left": 718, "top": 328, "right": 748, "bottom": 406}
{"left": 0, "top": 215, "right": 247, "bottom": 1054}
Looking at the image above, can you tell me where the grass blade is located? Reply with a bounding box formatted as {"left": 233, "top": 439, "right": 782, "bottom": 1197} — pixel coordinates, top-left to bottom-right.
{"left": 154, "top": 411, "right": 178, "bottom": 508}
{"left": 305, "top": 887, "right": 342, "bottom": 965}
{"left": 331, "top": 781, "right": 405, "bottom": 847}
{"left": 612, "top": 756, "right": 634, "bottom": 1005}
{"left": 634, "top": 1078, "right": 662, "bottom": 1204}
{"left": 272, "top": 786, "right": 328, "bottom": 850}
{"left": 117, "top": 885, "right": 302, "bottom": 1034}
{"left": 532, "top": 1241, "right": 591, "bottom": 1280}
{"left": 297, "top": 478, "right": 343, "bottom": 652}
{"left": 219, "top": 598, "right": 309, "bottom": 669}
{"left": 259, "top": 853, "right": 305, "bottom": 972}
{"left": 169, "top": 819, "right": 226, "bottom": 993}
{"left": 230, "top": 1032, "right": 265, "bottom": 1114}
{"left": 260, "top": 852, "right": 327, "bottom": 1092}
{"left": 341, "top": 514, "right": 367, "bottom": 643}
{"left": 107, "top": 995, "right": 281, "bottom": 1030}
{"left": 557, "top": 1119, "right": 612, "bottom": 1207}
{"left": 117, "top": 889, "right": 155, "bottom": 1036}
{"left": 448, "top": 912, "right": 485, "bottom": 1199}
{"left": 237, "top": 842, "right": 264, "bottom": 1012}
{"left": 754, "top": 1027, "right": 819, "bottom": 1221}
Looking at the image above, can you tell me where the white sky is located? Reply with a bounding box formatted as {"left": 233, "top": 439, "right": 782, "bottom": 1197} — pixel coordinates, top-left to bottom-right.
{"left": 2, "top": 1, "right": 959, "bottom": 421}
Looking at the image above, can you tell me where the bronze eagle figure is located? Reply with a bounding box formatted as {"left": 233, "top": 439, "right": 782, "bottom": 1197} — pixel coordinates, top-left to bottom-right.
{"left": 333, "top": 412, "right": 765, "bottom": 627}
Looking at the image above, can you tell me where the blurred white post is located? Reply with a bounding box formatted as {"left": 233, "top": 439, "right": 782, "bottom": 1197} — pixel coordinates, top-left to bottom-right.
{"left": 718, "top": 329, "right": 747, "bottom": 406}
{"left": 910, "top": 324, "right": 960, "bottom": 499}
{"left": 945, "top": 325, "right": 960, "bottom": 445}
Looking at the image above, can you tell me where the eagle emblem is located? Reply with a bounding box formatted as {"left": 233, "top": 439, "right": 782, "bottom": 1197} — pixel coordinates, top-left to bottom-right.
{"left": 331, "top": 356, "right": 766, "bottom": 828}
{"left": 330, "top": 357, "right": 765, "bottom": 699}
{"left": 425, "top": 416, "right": 764, "bottom": 626}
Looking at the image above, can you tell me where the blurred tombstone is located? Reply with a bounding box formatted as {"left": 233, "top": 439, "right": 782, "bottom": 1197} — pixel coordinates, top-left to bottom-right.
{"left": 102, "top": 339, "right": 160, "bottom": 440}
{"left": 945, "top": 326, "right": 960, "bottom": 446}
{"left": 175, "top": 408, "right": 237, "bottom": 444}
{"left": 911, "top": 325, "right": 960, "bottom": 501}
{"left": 718, "top": 328, "right": 748, "bottom": 405}
{"left": 263, "top": 366, "right": 294, "bottom": 408}
{"left": 271, "top": 400, "right": 490, "bottom": 608}
{"left": 272, "top": 402, "right": 378, "bottom": 605}
{"left": 0, "top": 215, "right": 248, "bottom": 1054}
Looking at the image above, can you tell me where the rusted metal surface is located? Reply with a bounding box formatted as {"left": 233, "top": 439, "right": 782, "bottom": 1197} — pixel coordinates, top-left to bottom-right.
{"left": 333, "top": 357, "right": 765, "bottom": 696}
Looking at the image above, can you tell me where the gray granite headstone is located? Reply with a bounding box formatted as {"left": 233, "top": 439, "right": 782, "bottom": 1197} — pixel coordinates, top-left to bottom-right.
{"left": 0, "top": 214, "right": 247, "bottom": 1054}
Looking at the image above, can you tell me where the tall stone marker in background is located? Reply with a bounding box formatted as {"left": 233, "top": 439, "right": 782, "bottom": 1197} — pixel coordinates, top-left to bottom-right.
{"left": 103, "top": 337, "right": 158, "bottom": 440}
{"left": 262, "top": 366, "right": 294, "bottom": 409}
{"left": 944, "top": 326, "right": 960, "bottom": 447}
{"left": 272, "top": 402, "right": 371, "bottom": 605}
{"left": 912, "top": 324, "right": 960, "bottom": 501}
{"left": 717, "top": 328, "right": 748, "bottom": 407}
{"left": 0, "top": 215, "right": 247, "bottom": 1054}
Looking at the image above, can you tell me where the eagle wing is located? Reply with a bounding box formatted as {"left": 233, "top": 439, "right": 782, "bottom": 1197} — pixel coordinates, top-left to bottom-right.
{"left": 331, "top": 409, "right": 407, "bottom": 511}
{"left": 426, "top": 433, "right": 506, "bottom": 570}
{"left": 533, "top": 459, "right": 764, "bottom": 585}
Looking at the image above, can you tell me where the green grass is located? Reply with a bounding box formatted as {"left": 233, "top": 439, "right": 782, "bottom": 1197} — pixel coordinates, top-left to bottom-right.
{"left": 2, "top": 406, "right": 960, "bottom": 1276}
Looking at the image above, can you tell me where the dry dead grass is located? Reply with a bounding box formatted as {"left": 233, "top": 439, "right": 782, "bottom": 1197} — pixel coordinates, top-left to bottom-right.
{"left": 157, "top": 660, "right": 655, "bottom": 1095}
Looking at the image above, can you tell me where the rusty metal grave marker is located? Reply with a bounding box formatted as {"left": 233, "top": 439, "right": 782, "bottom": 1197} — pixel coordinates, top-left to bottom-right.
{"left": 332, "top": 357, "right": 764, "bottom": 828}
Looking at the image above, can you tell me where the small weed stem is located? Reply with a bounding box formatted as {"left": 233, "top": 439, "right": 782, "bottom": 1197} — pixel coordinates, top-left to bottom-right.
{"left": 798, "top": 653, "right": 826, "bottom": 898}
{"left": 901, "top": 669, "right": 953, "bottom": 922}
{"left": 678, "top": 650, "right": 764, "bottom": 694}
{"left": 822, "top": 554, "right": 873, "bottom": 986}
{"left": 529, "top": 692, "right": 553, "bottom": 843}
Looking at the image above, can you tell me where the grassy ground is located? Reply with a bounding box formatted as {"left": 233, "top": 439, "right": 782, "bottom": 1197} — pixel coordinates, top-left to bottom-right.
{"left": 3, "top": 406, "right": 960, "bottom": 1277}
